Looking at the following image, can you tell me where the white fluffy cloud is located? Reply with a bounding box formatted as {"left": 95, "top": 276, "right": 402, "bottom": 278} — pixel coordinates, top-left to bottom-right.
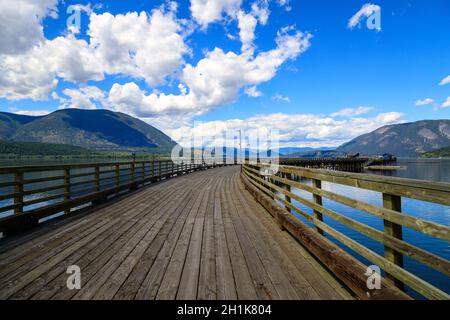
{"left": 348, "top": 3, "right": 381, "bottom": 29}
{"left": 88, "top": 8, "right": 189, "bottom": 86}
{"left": 189, "top": 0, "right": 242, "bottom": 28}
{"left": 108, "top": 28, "right": 312, "bottom": 117}
{"left": 272, "top": 93, "right": 290, "bottom": 103}
{"left": 1, "top": 0, "right": 309, "bottom": 119}
{"left": 167, "top": 111, "right": 404, "bottom": 147}
{"left": 415, "top": 98, "right": 435, "bottom": 106}
{"left": 0, "top": 4, "right": 188, "bottom": 100}
{"left": 56, "top": 86, "right": 106, "bottom": 110}
{"left": 190, "top": 0, "right": 269, "bottom": 54}
{"left": 442, "top": 97, "right": 450, "bottom": 109}
{"left": 236, "top": 1, "right": 270, "bottom": 53}
{"left": 331, "top": 106, "right": 373, "bottom": 117}
{"left": 439, "top": 75, "right": 450, "bottom": 86}
{"left": 276, "top": 0, "right": 291, "bottom": 11}
{"left": 0, "top": 35, "right": 104, "bottom": 100}
{"left": 8, "top": 109, "right": 51, "bottom": 116}
{"left": 237, "top": 10, "right": 258, "bottom": 52}
{"left": 245, "top": 86, "right": 263, "bottom": 97}
{"left": 0, "top": 0, "right": 59, "bottom": 55}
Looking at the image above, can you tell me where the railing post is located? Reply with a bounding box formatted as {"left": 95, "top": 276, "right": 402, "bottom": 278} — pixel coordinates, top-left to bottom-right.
{"left": 115, "top": 164, "right": 120, "bottom": 191}
{"left": 14, "top": 171, "right": 24, "bottom": 214}
{"left": 382, "top": 193, "right": 404, "bottom": 290}
{"left": 159, "top": 161, "right": 162, "bottom": 179}
{"left": 95, "top": 166, "right": 100, "bottom": 192}
{"left": 151, "top": 161, "right": 155, "bottom": 179}
{"left": 64, "top": 168, "right": 70, "bottom": 214}
{"left": 142, "top": 162, "right": 145, "bottom": 181}
{"left": 130, "top": 162, "right": 137, "bottom": 190}
{"left": 312, "top": 179, "right": 324, "bottom": 235}
{"left": 268, "top": 171, "right": 275, "bottom": 200}
{"left": 283, "top": 173, "right": 292, "bottom": 213}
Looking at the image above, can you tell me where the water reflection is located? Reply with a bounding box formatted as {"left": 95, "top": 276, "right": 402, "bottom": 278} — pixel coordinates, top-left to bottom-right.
{"left": 374, "top": 158, "right": 450, "bottom": 183}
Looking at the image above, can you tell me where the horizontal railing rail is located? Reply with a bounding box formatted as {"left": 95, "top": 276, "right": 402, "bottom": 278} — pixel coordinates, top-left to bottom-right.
{"left": 0, "top": 159, "right": 222, "bottom": 238}
{"left": 241, "top": 163, "right": 450, "bottom": 300}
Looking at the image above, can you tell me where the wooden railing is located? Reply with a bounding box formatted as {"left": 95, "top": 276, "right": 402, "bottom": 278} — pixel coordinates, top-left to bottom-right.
{"left": 241, "top": 163, "right": 450, "bottom": 300}
{"left": 0, "top": 160, "right": 216, "bottom": 237}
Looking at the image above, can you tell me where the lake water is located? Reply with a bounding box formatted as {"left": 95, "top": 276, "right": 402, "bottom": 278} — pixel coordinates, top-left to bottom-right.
{"left": 0, "top": 157, "right": 449, "bottom": 298}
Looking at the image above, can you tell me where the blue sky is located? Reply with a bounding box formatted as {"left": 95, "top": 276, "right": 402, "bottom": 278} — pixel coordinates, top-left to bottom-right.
{"left": 0, "top": 0, "right": 449, "bottom": 147}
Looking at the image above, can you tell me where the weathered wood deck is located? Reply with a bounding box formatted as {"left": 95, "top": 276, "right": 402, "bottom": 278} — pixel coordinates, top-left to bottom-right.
{"left": 0, "top": 166, "right": 351, "bottom": 300}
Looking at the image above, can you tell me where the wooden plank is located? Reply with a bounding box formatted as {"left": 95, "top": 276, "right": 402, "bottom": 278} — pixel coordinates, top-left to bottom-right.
{"left": 220, "top": 175, "right": 257, "bottom": 300}
{"left": 223, "top": 174, "right": 279, "bottom": 299}
{"left": 0, "top": 160, "right": 211, "bottom": 236}
{"left": 175, "top": 197, "right": 207, "bottom": 299}
{"left": 0, "top": 176, "right": 178, "bottom": 261}
{"left": 94, "top": 166, "right": 100, "bottom": 192}
{"left": 0, "top": 216, "right": 119, "bottom": 299}
{"left": 0, "top": 215, "right": 112, "bottom": 286}
{"left": 64, "top": 168, "right": 70, "bottom": 214}
{"left": 14, "top": 172, "right": 23, "bottom": 214}
{"left": 236, "top": 178, "right": 331, "bottom": 299}
{"left": 36, "top": 183, "right": 188, "bottom": 300}
{"left": 0, "top": 180, "right": 167, "bottom": 278}
{"left": 230, "top": 176, "right": 310, "bottom": 300}
{"left": 136, "top": 178, "right": 212, "bottom": 300}
{"left": 196, "top": 181, "right": 218, "bottom": 300}
{"left": 157, "top": 177, "right": 213, "bottom": 300}
{"left": 240, "top": 185, "right": 350, "bottom": 299}
{"left": 312, "top": 179, "right": 324, "bottom": 235}
{"left": 9, "top": 184, "right": 168, "bottom": 300}
{"left": 112, "top": 179, "right": 209, "bottom": 300}
{"left": 213, "top": 180, "right": 237, "bottom": 300}
{"left": 71, "top": 183, "right": 194, "bottom": 300}
{"left": 383, "top": 193, "right": 404, "bottom": 290}
{"left": 177, "top": 176, "right": 217, "bottom": 299}
{"left": 92, "top": 183, "right": 196, "bottom": 300}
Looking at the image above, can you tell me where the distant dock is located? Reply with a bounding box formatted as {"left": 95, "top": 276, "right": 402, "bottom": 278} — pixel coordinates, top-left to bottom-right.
{"left": 279, "top": 157, "right": 397, "bottom": 172}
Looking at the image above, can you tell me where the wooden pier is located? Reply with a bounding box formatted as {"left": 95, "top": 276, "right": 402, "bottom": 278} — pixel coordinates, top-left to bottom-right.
{"left": 279, "top": 157, "right": 396, "bottom": 172}
{"left": 0, "top": 160, "right": 449, "bottom": 300}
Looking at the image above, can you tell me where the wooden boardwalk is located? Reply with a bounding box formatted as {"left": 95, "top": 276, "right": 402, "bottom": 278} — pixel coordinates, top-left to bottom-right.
{"left": 0, "top": 166, "right": 351, "bottom": 300}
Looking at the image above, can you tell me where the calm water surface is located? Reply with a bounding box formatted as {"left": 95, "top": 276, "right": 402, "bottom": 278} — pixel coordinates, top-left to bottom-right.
{"left": 0, "top": 157, "right": 449, "bottom": 298}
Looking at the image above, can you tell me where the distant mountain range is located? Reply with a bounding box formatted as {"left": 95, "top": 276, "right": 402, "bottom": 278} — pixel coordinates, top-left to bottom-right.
{"left": 0, "top": 109, "right": 177, "bottom": 153}
{"left": 0, "top": 110, "right": 448, "bottom": 158}
{"left": 336, "top": 120, "right": 450, "bottom": 157}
